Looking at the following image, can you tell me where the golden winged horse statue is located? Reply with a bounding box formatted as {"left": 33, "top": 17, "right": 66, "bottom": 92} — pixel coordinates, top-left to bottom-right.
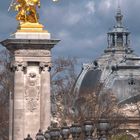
{"left": 8, "top": 0, "right": 58, "bottom": 30}
{"left": 14, "top": 0, "right": 41, "bottom": 23}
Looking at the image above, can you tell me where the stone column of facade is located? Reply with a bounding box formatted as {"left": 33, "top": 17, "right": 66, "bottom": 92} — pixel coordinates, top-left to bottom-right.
{"left": 107, "top": 33, "right": 110, "bottom": 48}
{"left": 40, "top": 62, "right": 51, "bottom": 130}
{"left": 115, "top": 33, "right": 117, "bottom": 47}
{"left": 14, "top": 62, "right": 27, "bottom": 140}
{"left": 123, "top": 33, "right": 125, "bottom": 47}
{"left": 1, "top": 35, "right": 59, "bottom": 140}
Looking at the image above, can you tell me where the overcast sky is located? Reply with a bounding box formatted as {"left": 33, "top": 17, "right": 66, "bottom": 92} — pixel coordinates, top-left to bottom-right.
{"left": 1, "top": 0, "right": 140, "bottom": 62}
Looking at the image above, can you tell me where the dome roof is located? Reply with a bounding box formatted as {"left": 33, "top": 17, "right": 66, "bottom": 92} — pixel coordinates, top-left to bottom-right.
{"left": 72, "top": 53, "right": 140, "bottom": 109}
{"left": 72, "top": 7, "right": 140, "bottom": 109}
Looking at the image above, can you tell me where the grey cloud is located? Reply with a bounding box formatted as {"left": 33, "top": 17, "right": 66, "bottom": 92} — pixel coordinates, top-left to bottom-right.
{"left": 1, "top": 0, "right": 140, "bottom": 60}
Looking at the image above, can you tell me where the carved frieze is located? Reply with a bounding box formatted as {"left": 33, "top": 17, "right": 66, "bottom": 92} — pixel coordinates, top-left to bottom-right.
{"left": 10, "top": 61, "right": 27, "bottom": 72}
{"left": 14, "top": 49, "right": 50, "bottom": 57}
{"left": 25, "top": 72, "right": 40, "bottom": 112}
{"left": 39, "top": 62, "right": 52, "bottom": 72}
{"left": 119, "top": 103, "right": 140, "bottom": 117}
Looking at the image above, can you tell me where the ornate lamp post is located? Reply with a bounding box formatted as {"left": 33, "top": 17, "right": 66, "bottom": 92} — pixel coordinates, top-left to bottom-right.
{"left": 97, "top": 118, "right": 110, "bottom": 140}
{"left": 61, "top": 123, "right": 70, "bottom": 140}
{"left": 83, "top": 120, "right": 94, "bottom": 140}
{"left": 70, "top": 122, "right": 82, "bottom": 140}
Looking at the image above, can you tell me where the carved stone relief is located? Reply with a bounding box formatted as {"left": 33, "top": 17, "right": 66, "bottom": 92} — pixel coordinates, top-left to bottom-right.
{"left": 119, "top": 102, "right": 140, "bottom": 117}
{"left": 39, "top": 62, "right": 52, "bottom": 72}
{"left": 10, "top": 61, "right": 27, "bottom": 72}
{"left": 15, "top": 50, "right": 50, "bottom": 57}
{"left": 25, "top": 72, "right": 40, "bottom": 112}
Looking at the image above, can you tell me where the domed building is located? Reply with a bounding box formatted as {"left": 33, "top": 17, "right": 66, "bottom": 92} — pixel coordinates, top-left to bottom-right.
{"left": 71, "top": 6, "right": 140, "bottom": 137}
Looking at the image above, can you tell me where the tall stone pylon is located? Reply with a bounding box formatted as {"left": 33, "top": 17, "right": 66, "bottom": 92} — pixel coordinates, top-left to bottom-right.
{"left": 1, "top": 5, "right": 59, "bottom": 139}
{"left": 1, "top": 29, "right": 59, "bottom": 140}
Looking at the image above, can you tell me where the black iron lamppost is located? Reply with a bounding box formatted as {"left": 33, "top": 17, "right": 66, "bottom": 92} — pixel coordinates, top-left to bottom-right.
{"left": 97, "top": 118, "right": 110, "bottom": 140}
{"left": 70, "top": 122, "right": 82, "bottom": 140}
{"left": 61, "top": 123, "right": 70, "bottom": 140}
{"left": 83, "top": 120, "right": 94, "bottom": 140}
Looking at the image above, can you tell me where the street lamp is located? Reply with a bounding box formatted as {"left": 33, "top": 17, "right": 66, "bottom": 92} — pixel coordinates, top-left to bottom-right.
{"left": 70, "top": 122, "right": 82, "bottom": 140}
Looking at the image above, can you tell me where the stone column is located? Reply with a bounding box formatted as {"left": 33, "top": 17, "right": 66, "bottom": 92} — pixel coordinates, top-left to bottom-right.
{"left": 115, "top": 33, "right": 117, "bottom": 47}
{"left": 40, "top": 62, "right": 51, "bottom": 130}
{"left": 110, "top": 35, "right": 113, "bottom": 47}
{"left": 11, "top": 61, "right": 27, "bottom": 140}
{"left": 107, "top": 34, "right": 110, "bottom": 48}
{"left": 123, "top": 33, "right": 126, "bottom": 47}
{"left": 1, "top": 37, "right": 60, "bottom": 140}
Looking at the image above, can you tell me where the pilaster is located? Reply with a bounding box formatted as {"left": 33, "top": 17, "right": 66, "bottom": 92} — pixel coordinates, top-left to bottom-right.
{"left": 39, "top": 62, "right": 51, "bottom": 130}
{"left": 11, "top": 61, "right": 27, "bottom": 140}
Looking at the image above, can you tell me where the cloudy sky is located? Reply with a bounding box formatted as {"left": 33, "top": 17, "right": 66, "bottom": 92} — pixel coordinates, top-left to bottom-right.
{"left": 1, "top": 0, "right": 140, "bottom": 62}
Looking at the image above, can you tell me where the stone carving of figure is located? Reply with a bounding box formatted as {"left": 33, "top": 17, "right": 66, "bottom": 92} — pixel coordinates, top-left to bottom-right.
{"left": 25, "top": 72, "right": 40, "bottom": 112}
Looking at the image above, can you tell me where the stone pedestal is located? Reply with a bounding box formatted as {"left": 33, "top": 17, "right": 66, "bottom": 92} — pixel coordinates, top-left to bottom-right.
{"left": 0, "top": 32, "right": 59, "bottom": 140}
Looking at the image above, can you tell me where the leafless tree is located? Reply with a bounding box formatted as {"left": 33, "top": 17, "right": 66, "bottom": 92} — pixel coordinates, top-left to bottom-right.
{"left": 0, "top": 49, "right": 12, "bottom": 140}
{"left": 51, "top": 57, "right": 78, "bottom": 125}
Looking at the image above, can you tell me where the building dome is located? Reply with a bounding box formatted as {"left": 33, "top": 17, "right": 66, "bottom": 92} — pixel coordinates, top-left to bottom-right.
{"left": 72, "top": 7, "right": 140, "bottom": 109}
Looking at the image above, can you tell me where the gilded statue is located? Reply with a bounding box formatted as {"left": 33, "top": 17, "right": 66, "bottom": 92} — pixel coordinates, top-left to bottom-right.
{"left": 8, "top": 0, "right": 58, "bottom": 31}
{"left": 9, "top": 0, "right": 58, "bottom": 24}
{"left": 9, "top": 0, "right": 41, "bottom": 23}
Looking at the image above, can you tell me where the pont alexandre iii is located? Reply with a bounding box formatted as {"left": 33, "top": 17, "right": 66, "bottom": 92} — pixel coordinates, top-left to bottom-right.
{"left": 1, "top": 0, "right": 140, "bottom": 140}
